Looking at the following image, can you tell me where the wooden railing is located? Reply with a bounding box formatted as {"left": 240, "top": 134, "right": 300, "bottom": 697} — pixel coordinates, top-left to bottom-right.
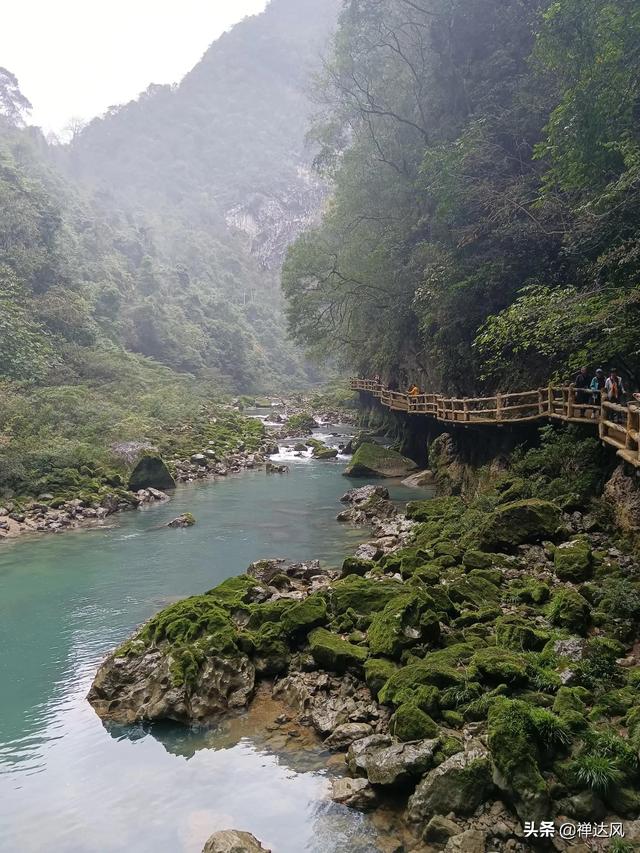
{"left": 351, "top": 378, "right": 640, "bottom": 468}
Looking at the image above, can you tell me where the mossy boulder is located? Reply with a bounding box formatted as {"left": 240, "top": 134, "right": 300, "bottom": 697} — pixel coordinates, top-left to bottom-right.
{"left": 406, "top": 496, "right": 464, "bottom": 522}
{"left": 330, "top": 575, "right": 403, "bottom": 615}
{"left": 344, "top": 442, "right": 418, "bottom": 478}
{"left": 367, "top": 591, "right": 440, "bottom": 659}
{"left": 552, "top": 686, "right": 589, "bottom": 718}
{"left": 280, "top": 594, "right": 328, "bottom": 636}
{"left": 495, "top": 615, "right": 549, "bottom": 652}
{"left": 471, "top": 647, "right": 529, "bottom": 685}
{"left": 462, "top": 550, "right": 494, "bottom": 570}
{"left": 507, "top": 577, "right": 550, "bottom": 605}
{"left": 390, "top": 703, "right": 439, "bottom": 741}
{"left": 364, "top": 657, "right": 399, "bottom": 695}
{"left": 476, "top": 499, "right": 562, "bottom": 551}
{"left": 547, "top": 588, "right": 591, "bottom": 633}
{"left": 488, "top": 698, "right": 549, "bottom": 823}
{"left": 447, "top": 574, "right": 500, "bottom": 609}
{"left": 314, "top": 447, "right": 339, "bottom": 460}
{"left": 379, "top": 657, "right": 466, "bottom": 706}
{"left": 408, "top": 743, "right": 494, "bottom": 822}
{"left": 308, "top": 628, "right": 368, "bottom": 672}
{"left": 554, "top": 540, "right": 593, "bottom": 582}
{"left": 128, "top": 454, "right": 176, "bottom": 491}
{"left": 341, "top": 556, "right": 376, "bottom": 577}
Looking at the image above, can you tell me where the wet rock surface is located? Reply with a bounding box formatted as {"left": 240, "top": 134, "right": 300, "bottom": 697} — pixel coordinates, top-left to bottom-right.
{"left": 202, "top": 830, "right": 271, "bottom": 853}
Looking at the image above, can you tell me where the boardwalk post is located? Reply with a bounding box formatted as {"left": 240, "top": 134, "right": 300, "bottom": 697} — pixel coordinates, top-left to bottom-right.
{"left": 495, "top": 393, "right": 502, "bottom": 422}
{"left": 567, "top": 386, "right": 574, "bottom": 420}
{"left": 538, "top": 388, "right": 544, "bottom": 415}
{"left": 463, "top": 399, "right": 469, "bottom": 422}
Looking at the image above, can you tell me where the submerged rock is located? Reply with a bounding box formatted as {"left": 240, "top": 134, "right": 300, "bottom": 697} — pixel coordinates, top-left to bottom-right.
{"left": 343, "top": 443, "right": 418, "bottom": 479}
{"left": 330, "top": 776, "right": 378, "bottom": 811}
{"left": 166, "top": 513, "right": 196, "bottom": 528}
{"left": 347, "top": 734, "right": 439, "bottom": 785}
{"left": 202, "top": 830, "right": 271, "bottom": 853}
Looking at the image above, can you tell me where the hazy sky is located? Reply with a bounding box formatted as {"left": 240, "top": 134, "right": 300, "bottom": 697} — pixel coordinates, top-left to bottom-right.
{"left": 1, "top": 0, "right": 269, "bottom": 134}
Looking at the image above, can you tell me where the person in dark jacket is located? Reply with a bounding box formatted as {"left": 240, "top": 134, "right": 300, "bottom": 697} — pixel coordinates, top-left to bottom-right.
{"left": 574, "top": 367, "right": 590, "bottom": 402}
{"left": 590, "top": 368, "right": 605, "bottom": 406}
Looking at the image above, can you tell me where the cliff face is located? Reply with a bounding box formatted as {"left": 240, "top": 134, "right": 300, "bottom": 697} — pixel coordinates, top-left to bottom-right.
{"left": 65, "top": 0, "right": 340, "bottom": 268}
{"left": 225, "top": 166, "right": 326, "bottom": 270}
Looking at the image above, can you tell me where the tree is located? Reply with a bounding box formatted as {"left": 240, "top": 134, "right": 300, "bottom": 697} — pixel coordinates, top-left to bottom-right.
{"left": 0, "top": 68, "right": 32, "bottom": 127}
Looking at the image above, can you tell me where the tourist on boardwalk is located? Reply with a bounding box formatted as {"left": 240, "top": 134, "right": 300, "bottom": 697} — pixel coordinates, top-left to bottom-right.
{"left": 408, "top": 384, "right": 420, "bottom": 397}
{"left": 605, "top": 368, "right": 626, "bottom": 404}
{"left": 573, "top": 367, "right": 590, "bottom": 403}
{"left": 590, "top": 368, "right": 605, "bottom": 404}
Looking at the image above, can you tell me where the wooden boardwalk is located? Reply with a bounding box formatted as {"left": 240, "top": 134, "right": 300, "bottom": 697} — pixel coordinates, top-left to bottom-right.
{"left": 350, "top": 379, "right": 640, "bottom": 468}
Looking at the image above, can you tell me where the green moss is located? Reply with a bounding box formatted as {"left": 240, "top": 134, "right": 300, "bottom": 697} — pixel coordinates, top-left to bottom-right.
{"left": 330, "top": 574, "right": 403, "bottom": 615}
{"left": 487, "top": 698, "right": 548, "bottom": 819}
{"left": 546, "top": 587, "right": 591, "bottom": 633}
{"left": 119, "top": 593, "right": 240, "bottom": 687}
{"left": 447, "top": 574, "right": 500, "bottom": 609}
{"left": 462, "top": 550, "right": 494, "bottom": 570}
{"left": 307, "top": 628, "right": 368, "bottom": 672}
{"left": 364, "top": 657, "right": 399, "bottom": 695}
{"left": 471, "top": 647, "right": 529, "bottom": 685}
{"left": 468, "top": 567, "right": 503, "bottom": 586}
{"left": 406, "top": 496, "right": 464, "bottom": 523}
{"left": 341, "top": 556, "right": 375, "bottom": 577}
{"left": 390, "top": 703, "right": 439, "bottom": 741}
{"left": 344, "top": 442, "right": 417, "bottom": 478}
{"left": 506, "top": 578, "right": 550, "bottom": 606}
{"left": 475, "top": 499, "right": 562, "bottom": 551}
{"left": 441, "top": 710, "right": 464, "bottom": 727}
{"left": 552, "top": 686, "right": 588, "bottom": 717}
{"left": 495, "top": 615, "right": 549, "bottom": 652}
{"left": 453, "top": 606, "right": 501, "bottom": 629}
{"left": 554, "top": 540, "right": 593, "bottom": 582}
{"left": 240, "top": 623, "right": 289, "bottom": 675}
{"left": 206, "top": 575, "right": 265, "bottom": 608}
{"left": 393, "top": 684, "right": 441, "bottom": 715}
{"left": 368, "top": 592, "right": 439, "bottom": 659}
{"left": 245, "top": 598, "right": 293, "bottom": 630}
{"left": 574, "top": 637, "right": 624, "bottom": 691}
{"left": 280, "top": 594, "right": 327, "bottom": 635}
{"left": 378, "top": 658, "right": 466, "bottom": 706}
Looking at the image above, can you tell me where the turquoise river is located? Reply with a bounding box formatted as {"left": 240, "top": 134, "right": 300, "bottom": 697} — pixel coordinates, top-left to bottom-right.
{"left": 0, "top": 427, "right": 431, "bottom": 853}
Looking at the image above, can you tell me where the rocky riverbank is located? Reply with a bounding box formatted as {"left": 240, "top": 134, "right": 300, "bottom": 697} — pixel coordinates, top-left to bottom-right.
{"left": 86, "top": 425, "right": 640, "bottom": 852}
{"left": 0, "top": 396, "right": 355, "bottom": 541}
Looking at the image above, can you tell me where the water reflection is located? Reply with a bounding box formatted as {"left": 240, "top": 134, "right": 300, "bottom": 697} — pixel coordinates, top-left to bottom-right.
{"left": 0, "top": 440, "right": 432, "bottom": 852}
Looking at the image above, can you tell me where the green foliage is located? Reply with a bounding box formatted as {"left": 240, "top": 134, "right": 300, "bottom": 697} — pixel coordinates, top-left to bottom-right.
{"left": 570, "top": 754, "right": 623, "bottom": 794}
{"left": 284, "top": 0, "right": 640, "bottom": 392}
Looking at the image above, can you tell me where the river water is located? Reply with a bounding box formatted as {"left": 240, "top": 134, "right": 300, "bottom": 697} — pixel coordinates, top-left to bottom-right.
{"left": 0, "top": 426, "right": 431, "bottom": 853}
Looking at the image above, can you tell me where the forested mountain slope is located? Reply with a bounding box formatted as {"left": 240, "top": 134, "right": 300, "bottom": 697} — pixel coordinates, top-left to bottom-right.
{"left": 0, "top": 0, "right": 340, "bottom": 498}
{"left": 283, "top": 0, "right": 640, "bottom": 395}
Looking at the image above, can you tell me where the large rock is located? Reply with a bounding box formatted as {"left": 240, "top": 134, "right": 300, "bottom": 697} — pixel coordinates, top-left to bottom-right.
{"left": 347, "top": 734, "right": 439, "bottom": 785}
{"left": 407, "top": 743, "right": 494, "bottom": 822}
{"left": 476, "top": 499, "right": 562, "bottom": 550}
{"left": 554, "top": 539, "right": 593, "bottom": 581}
{"left": 604, "top": 464, "right": 640, "bottom": 534}
{"left": 444, "top": 830, "right": 488, "bottom": 853}
{"left": 343, "top": 443, "right": 418, "bottom": 479}
{"left": 330, "top": 776, "right": 378, "bottom": 811}
{"left": 128, "top": 454, "right": 176, "bottom": 491}
{"left": 88, "top": 648, "right": 255, "bottom": 724}
{"left": 324, "top": 722, "right": 374, "bottom": 750}
{"left": 308, "top": 628, "right": 368, "bottom": 672}
{"left": 203, "top": 830, "right": 270, "bottom": 853}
